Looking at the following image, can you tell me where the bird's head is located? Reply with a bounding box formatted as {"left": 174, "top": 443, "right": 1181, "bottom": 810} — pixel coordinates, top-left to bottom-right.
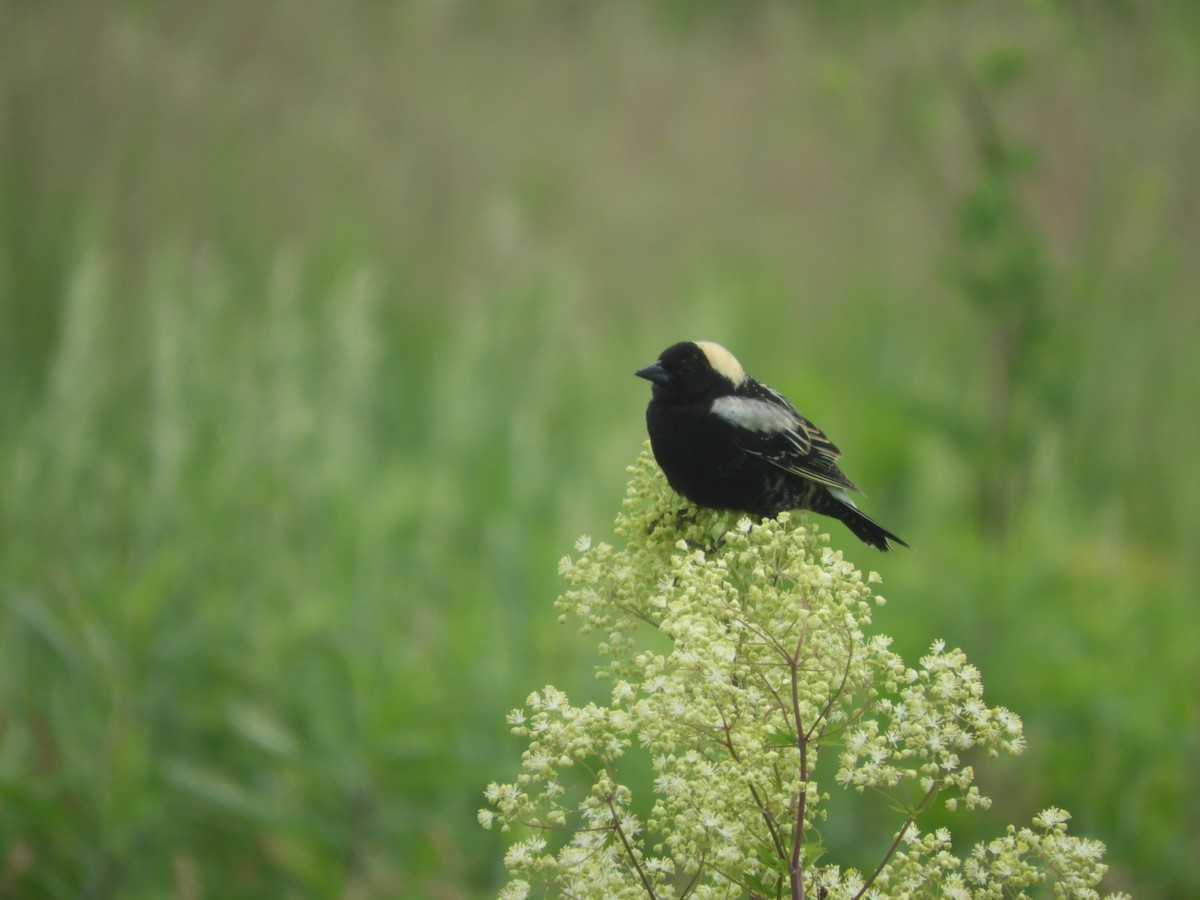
{"left": 636, "top": 341, "right": 747, "bottom": 401}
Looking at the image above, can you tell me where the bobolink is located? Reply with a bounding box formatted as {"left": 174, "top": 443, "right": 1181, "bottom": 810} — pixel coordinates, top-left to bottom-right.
{"left": 636, "top": 341, "right": 908, "bottom": 551}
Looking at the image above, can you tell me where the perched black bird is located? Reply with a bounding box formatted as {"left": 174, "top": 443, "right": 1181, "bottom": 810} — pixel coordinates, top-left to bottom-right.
{"left": 636, "top": 341, "right": 908, "bottom": 551}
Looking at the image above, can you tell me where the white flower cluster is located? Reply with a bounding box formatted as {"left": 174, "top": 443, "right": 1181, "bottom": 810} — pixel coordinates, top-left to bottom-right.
{"left": 482, "top": 447, "right": 1126, "bottom": 899}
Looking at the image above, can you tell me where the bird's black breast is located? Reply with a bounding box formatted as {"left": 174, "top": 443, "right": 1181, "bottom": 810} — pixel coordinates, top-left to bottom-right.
{"left": 645, "top": 397, "right": 783, "bottom": 516}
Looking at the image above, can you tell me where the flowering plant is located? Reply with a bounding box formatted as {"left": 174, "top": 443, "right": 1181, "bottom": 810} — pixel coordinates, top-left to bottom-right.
{"left": 481, "top": 448, "right": 1125, "bottom": 899}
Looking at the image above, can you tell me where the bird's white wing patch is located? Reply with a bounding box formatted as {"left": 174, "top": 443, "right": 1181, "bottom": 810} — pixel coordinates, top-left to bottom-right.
{"left": 711, "top": 396, "right": 795, "bottom": 434}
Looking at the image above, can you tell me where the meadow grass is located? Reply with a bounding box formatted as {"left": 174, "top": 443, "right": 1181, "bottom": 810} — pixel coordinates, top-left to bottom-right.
{"left": 2, "top": 2, "right": 1199, "bottom": 896}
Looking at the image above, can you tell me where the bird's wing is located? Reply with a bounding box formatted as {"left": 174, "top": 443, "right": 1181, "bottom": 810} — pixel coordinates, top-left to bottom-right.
{"left": 712, "top": 381, "right": 861, "bottom": 493}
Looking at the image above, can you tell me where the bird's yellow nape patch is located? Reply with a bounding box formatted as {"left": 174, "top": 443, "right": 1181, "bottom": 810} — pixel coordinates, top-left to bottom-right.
{"left": 695, "top": 341, "right": 747, "bottom": 385}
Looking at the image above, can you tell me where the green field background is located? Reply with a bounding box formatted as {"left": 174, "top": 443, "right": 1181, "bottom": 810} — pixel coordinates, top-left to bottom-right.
{"left": 3, "top": 3, "right": 1198, "bottom": 897}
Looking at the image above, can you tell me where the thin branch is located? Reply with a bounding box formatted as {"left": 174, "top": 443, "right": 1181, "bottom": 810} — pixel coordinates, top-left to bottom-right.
{"left": 606, "top": 794, "right": 659, "bottom": 900}
{"left": 853, "top": 785, "right": 940, "bottom": 900}
{"left": 805, "top": 632, "right": 858, "bottom": 743}
{"left": 789, "top": 642, "right": 809, "bottom": 900}
{"left": 678, "top": 851, "right": 706, "bottom": 899}
{"left": 518, "top": 820, "right": 613, "bottom": 835}
{"left": 750, "top": 781, "right": 788, "bottom": 863}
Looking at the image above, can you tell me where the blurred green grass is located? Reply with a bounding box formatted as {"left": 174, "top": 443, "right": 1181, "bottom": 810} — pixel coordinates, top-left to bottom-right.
{"left": 2, "top": 2, "right": 1198, "bottom": 897}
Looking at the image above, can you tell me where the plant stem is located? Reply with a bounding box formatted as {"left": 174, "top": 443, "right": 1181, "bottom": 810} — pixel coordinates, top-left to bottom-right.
{"left": 607, "top": 794, "right": 658, "bottom": 900}
{"left": 789, "top": 633, "right": 809, "bottom": 900}
{"left": 854, "top": 786, "right": 938, "bottom": 899}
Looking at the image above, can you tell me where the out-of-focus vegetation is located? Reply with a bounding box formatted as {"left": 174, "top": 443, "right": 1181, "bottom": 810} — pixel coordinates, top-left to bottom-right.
{"left": 2, "top": 2, "right": 1197, "bottom": 897}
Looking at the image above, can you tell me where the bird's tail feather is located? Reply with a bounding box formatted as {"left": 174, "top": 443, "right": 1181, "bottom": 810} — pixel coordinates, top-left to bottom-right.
{"left": 820, "top": 488, "right": 909, "bottom": 552}
{"left": 837, "top": 506, "right": 910, "bottom": 552}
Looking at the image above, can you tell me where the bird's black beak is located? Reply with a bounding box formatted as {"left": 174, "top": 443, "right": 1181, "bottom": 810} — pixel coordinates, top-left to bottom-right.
{"left": 635, "top": 360, "right": 671, "bottom": 385}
